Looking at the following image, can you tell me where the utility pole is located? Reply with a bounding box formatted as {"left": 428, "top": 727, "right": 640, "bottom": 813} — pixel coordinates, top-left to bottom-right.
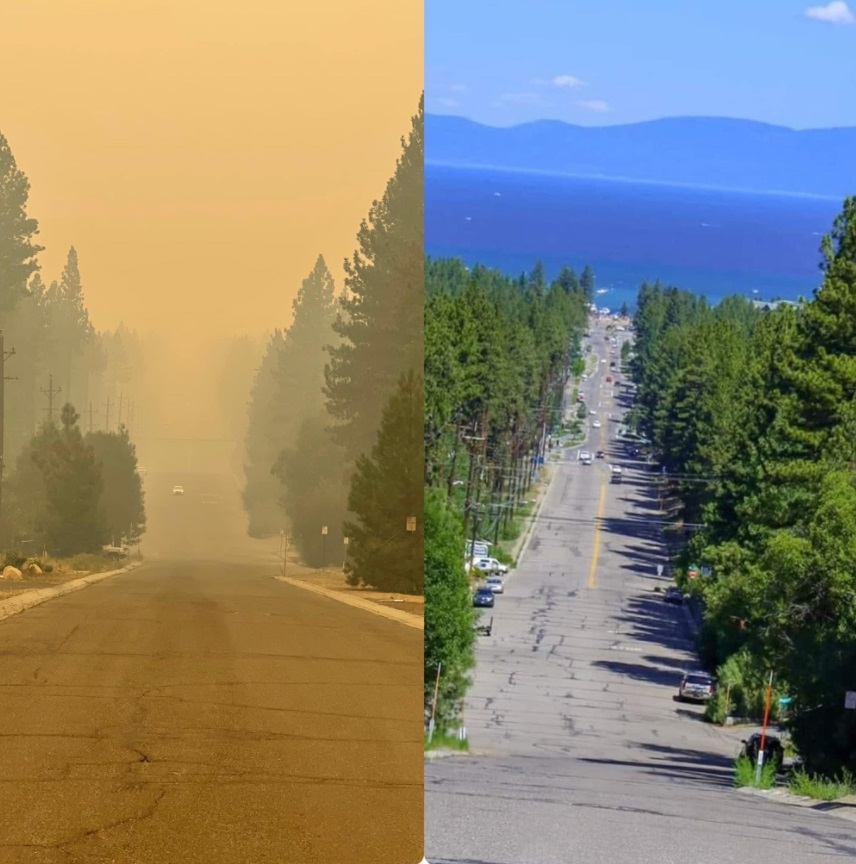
{"left": 88, "top": 401, "right": 99, "bottom": 435}
{"left": 118, "top": 392, "right": 124, "bottom": 428}
{"left": 103, "top": 395, "right": 112, "bottom": 432}
{"left": 0, "top": 331, "right": 17, "bottom": 545}
{"left": 40, "top": 374, "right": 61, "bottom": 425}
{"left": 127, "top": 401, "right": 134, "bottom": 436}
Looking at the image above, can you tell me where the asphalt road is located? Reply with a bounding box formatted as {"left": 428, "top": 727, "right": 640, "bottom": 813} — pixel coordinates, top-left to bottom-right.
{"left": 0, "top": 471, "right": 422, "bottom": 863}
{"left": 425, "top": 319, "right": 856, "bottom": 863}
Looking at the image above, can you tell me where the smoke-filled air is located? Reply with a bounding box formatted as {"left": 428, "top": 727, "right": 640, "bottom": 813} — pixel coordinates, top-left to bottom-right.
{"left": 0, "top": 5, "right": 423, "bottom": 860}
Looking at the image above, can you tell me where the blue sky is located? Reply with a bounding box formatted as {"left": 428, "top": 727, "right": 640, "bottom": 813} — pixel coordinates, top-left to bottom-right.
{"left": 426, "top": 0, "right": 856, "bottom": 129}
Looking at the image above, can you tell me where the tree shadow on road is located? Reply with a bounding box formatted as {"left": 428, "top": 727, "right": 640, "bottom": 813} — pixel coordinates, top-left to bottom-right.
{"left": 580, "top": 743, "right": 737, "bottom": 789}
{"left": 591, "top": 658, "right": 682, "bottom": 688}
{"left": 642, "top": 653, "right": 695, "bottom": 671}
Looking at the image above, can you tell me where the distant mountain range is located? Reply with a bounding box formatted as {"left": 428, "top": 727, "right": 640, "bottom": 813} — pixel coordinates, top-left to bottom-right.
{"left": 426, "top": 114, "right": 856, "bottom": 198}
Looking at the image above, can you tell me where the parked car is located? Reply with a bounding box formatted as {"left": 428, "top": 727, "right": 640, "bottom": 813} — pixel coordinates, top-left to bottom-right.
{"left": 473, "top": 587, "right": 495, "bottom": 608}
{"left": 473, "top": 557, "right": 508, "bottom": 575}
{"left": 740, "top": 733, "right": 784, "bottom": 769}
{"left": 579, "top": 451, "right": 593, "bottom": 465}
{"left": 677, "top": 671, "right": 716, "bottom": 703}
{"left": 485, "top": 575, "right": 504, "bottom": 594}
{"left": 663, "top": 586, "right": 684, "bottom": 605}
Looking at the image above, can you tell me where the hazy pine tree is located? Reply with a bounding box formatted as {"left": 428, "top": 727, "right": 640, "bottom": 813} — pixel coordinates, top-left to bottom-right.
{"left": 0, "top": 132, "right": 44, "bottom": 315}
{"left": 272, "top": 411, "right": 349, "bottom": 567}
{"left": 324, "top": 94, "right": 424, "bottom": 465}
{"left": 86, "top": 425, "right": 146, "bottom": 547}
{"left": 342, "top": 371, "right": 424, "bottom": 593}
{"left": 272, "top": 254, "right": 339, "bottom": 449}
{"left": 243, "top": 330, "right": 287, "bottom": 537}
{"left": 32, "top": 403, "right": 108, "bottom": 556}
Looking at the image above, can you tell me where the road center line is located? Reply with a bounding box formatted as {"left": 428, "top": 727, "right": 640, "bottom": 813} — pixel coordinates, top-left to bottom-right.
{"left": 588, "top": 479, "right": 608, "bottom": 589}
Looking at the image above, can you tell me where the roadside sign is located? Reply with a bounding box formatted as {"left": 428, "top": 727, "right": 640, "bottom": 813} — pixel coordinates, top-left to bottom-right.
{"left": 845, "top": 692, "right": 856, "bottom": 710}
{"left": 321, "top": 526, "right": 328, "bottom": 535}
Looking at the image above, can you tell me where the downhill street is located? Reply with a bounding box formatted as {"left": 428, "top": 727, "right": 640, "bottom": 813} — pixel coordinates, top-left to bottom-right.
{"left": 425, "top": 320, "right": 856, "bottom": 863}
{"left": 0, "top": 469, "right": 422, "bottom": 863}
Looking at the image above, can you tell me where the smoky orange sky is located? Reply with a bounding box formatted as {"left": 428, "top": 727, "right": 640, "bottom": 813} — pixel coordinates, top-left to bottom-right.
{"left": 0, "top": 0, "right": 423, "bottom": 341}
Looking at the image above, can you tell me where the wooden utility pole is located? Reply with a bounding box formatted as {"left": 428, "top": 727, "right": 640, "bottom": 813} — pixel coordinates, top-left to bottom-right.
{"left": 88, "top": 401, "right": 99, "bottom": 435}
{"left": 127, "top": 401, "right": 134, "bottom": 436}
{"left": 0, "top": 331, "right": 17, "bottom": 545}
{"left": 117, "top": 392, "right": 124, "bottom": 427}
{"left": 103, "top": 395, "right": 112, "bottom": 431}
{"left": 40, "top": 374, "right": 61, "bottom": 425}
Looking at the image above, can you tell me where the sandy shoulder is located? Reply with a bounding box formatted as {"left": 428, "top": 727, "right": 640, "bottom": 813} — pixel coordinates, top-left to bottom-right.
{"left": 281, "top": 559, "right": 424, "bottom": 617}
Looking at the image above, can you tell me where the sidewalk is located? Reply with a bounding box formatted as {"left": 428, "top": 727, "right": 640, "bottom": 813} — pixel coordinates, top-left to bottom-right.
{"left": 0, "top": 560, "right": 144, "bottom": 623}
{"left": 273, "top": 559, "right": 423, "bottom": 630}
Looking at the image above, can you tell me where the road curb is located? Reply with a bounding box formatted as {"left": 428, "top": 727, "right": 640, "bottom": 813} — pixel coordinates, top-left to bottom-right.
{"left": 0, "top": 561, "right": 144, "bottom": 624}
{"left": 273, "top": 576, "right": 423, "bottom": 631}
{"left": 514, "top": 465, "right": 554, "bottom": 566}
{"left": 736, "top": 786, "right": 856, "bottom": 823}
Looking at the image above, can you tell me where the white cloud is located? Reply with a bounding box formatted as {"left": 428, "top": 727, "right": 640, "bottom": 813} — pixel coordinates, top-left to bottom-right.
{"left": 552, "top": 74, "right": 586, "bottom": 89}
{"left": 578, "top": 99, "right": 610, "bottom": 113}
{"left": 448, "top": 83, "right": 468, "bottom": 92}
{"left": 432, "top": 96, "right": 459, "bottom": 108}
{"left": 805, "top": 1, "right": 855, "bottom": 23}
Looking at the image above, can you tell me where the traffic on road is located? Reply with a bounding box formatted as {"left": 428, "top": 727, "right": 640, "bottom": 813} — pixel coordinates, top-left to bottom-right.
{"left": 426, "top": 315, "right": 854, "bottom": 864}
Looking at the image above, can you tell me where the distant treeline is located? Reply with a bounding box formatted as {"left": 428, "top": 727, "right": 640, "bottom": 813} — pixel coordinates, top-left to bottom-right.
{"left": 0, "top": 132, "right": 146, "bottom": 554}
{"left": 424, "top": 255, "right": 592, "bottom": 731}
{"left": 629, "top": 195, "right": 856, "bottom": 776}
{"left": 240, "top": 95, "right": 423, "bottom": 592}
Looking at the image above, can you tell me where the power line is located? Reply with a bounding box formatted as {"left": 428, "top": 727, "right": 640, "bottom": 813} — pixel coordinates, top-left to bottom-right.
{"left": 40, "top": 374, "right": 61, "bottom": 425}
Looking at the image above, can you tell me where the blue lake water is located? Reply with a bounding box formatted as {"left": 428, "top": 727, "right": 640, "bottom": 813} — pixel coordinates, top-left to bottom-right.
{"left": 425, "top": 163, "right": 844, "bottom": 311}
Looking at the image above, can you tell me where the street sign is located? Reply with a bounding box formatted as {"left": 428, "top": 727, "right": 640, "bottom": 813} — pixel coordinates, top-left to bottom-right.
{"left": 321, "top": 526, "right": 328, "bottom": 535}
{"left": 845, "top": 691, "right": 856, "bottom": 710}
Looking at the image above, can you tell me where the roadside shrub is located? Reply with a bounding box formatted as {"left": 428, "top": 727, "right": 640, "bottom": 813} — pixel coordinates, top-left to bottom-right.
{"left": 789, "top": 767, "right": 856, "bottom": 800}
{"left": 67, "top": 553, "right": 115, "bottom": 573}
{"left": 704, "top": 648, "right": 781, "bottom": 724}
{"left": 733, "top": 755, "right": 777, "bottom": 789}
{"left": 2, "top": 554, "right": 26, "bottom": 570}
{"left": 790, "top": 702, "right": 856, "bottom": 778}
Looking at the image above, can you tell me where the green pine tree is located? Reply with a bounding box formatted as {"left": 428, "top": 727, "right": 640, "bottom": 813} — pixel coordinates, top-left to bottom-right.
{"left": 424, "top": 488, "right": 476, "bottom": 734}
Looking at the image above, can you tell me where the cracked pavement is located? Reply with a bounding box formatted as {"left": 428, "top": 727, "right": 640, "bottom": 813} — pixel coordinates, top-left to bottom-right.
{"left": 425, "top": 321, "right": 855, "bottom": 863}
{"left": 0, "top": 470, "right": 422, "bottom": 863}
